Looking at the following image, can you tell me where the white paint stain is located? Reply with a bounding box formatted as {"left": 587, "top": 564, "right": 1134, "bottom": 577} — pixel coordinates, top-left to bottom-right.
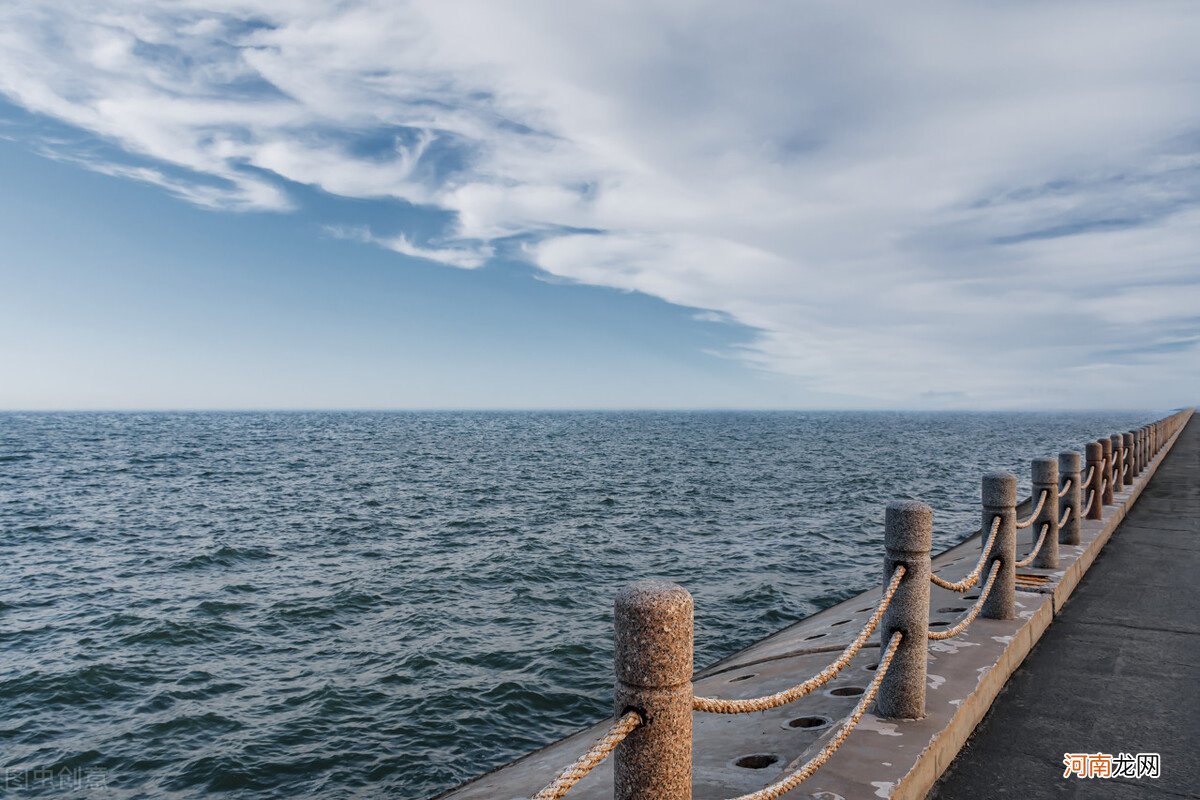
{"left": 992, "top": 635, "right": 1013, "bottom": 644}
{"left": 928, "top": 673, "right": 945, "bottom": 691}
{"left": 858, "top": 715, "right": 903, "bottom": 737}
{"left": 929, "top": 639, "right": 980, "bottom": 654}
{"left": 872, "top": 780, "right": 895, "bottom": 797}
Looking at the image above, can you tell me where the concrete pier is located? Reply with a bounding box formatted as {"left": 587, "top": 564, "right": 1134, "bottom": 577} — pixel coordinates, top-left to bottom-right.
{"left": 932, "top": 413, "right": 1199, "bottom": 799}
{"left": 436, "top": 410, "right": 1193, "bottom": 800}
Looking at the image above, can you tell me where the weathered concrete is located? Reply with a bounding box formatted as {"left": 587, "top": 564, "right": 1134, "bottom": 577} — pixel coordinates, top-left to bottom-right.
{"left": 613, "top": 581, "right": 693, "bottom": 800}
{"left": 931, "top": 412, "right": 1199, "bottom": 800}
{"left": 1122, "top": 432, "right": 1135, "bottom": 486}
{"left": 1085, "top": 442, "right": 1104, "bottom": 521}
{"left": 1102, "top": 437, "right": 1116, "bottom": 506}
{"left": 982, "top": 472, "right": 1017, "bottom": 620}
{"left": 436, "top": 411, "right": 1192, "bottom": 800}
{"left": 878, "top": 500, "right": 932, "bottom": 720}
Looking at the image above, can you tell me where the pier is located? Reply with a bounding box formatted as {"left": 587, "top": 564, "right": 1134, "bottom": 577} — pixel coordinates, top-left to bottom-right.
{"left": 436, "top": 410, "right": 1193, "bottom": 800}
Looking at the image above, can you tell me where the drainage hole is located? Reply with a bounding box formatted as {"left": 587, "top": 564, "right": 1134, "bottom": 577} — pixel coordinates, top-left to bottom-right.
{"left": 937, "top": 607, "right": 968, "bottom": 613}
{"left": 929, "top": 621, "right": 949, "bottom": 629}
{"left": 964, "top": 594, "right": 979, "bottom": 600}
{"left": 830, "top": 619, "right": 851, "bottom": 626}
{"left": 788, "top": 716, "right": 831, "bottom": 730}
{"left": 864, "top": 662, "right": 878, "bottom": 672}
{"left": 729, "top": 673, "right": 756, "bottom": 683}
{"left": 735, "top": 754, "right": 779, "bottom": 770}
{"left": 857, "top": 607, "right": 873, "bottom": 612}
{"left": 830, "top": 686, "right": 864, "bottom": 697}
{"left": 804, "top": 633, "right": 827, "bottom": 640}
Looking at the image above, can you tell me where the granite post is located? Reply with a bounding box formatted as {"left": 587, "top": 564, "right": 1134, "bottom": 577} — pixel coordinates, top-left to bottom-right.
{"left": 1122, "top": 432, "right": 1134, "bottom": 486}
{"left": 877, "top": 500, "right": 931, "bottom": 720}
{"left": 1058, "top": 451, "right": 1082, "bottom": 545}
{"left": 1030, "top": 458, "right": 1058, "bottom": 568}
{"left": 981, "top": 472, "right": 1016, "bottom": 620}
{"left": 1085, "top": 442, "right": 1104, "bottom": 521}
{"left": 1101, "top": 437, "right": 1115, "bottom": 506}
{"left": 614, "top": 581, "right": 693, "bottom": 800}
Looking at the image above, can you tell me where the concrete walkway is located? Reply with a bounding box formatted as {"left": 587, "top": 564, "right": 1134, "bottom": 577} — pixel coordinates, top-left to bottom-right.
{"left": 930, "top": 416, "right": 1200, "bottom": 799}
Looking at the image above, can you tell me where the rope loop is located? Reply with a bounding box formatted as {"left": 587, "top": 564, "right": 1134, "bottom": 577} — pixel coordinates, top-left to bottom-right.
{"left": 531, "top": 711, "right": 642, "bottom": 800}
{"left": 1015, "top": 490, "right": 1048, "bottom": 529}
{"left": 931, "top": 515, "right": 1000, "bottom": 592}
{"left": 928, "top": 560, "right": 1001, "bottom": 641}
{"left": 723, "top": 632, "right": 904, "bottom": 800}
{"left": 1057, "top": 478, "right": 1072, "bottom": 499}
{"left": 1015, "top": 523, "right": 1049, "bottom": 568}
{"left": 693, "top": 566, "right": 906, "bottom": 714}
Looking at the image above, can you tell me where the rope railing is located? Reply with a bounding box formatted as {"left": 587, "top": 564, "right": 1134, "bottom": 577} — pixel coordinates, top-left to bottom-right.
{"left": 1014, "top": 489, "right": 1048, "bottom": 529}
{"left": 723, "top": 632, "right": 904, "bottom": 800}
{"left": 1015, "top": 523, "right": 1049, "bottom": 568}
{"left": 518, "top": 410, "right": 1191, "bottom": 800}
{"left": 930, "top": 515, "right": 1000, "bottom": 592}
{"left": 693, "top": 566, "right": 905, "bottom": 714}
{"left": 532, "top": 712, "right": 642, "bottom": 800}
{"left": 928, "top": 561, "right": 1001, "bottom": 641}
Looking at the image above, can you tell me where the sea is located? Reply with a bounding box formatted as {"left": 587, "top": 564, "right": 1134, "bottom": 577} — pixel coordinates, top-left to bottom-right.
{"left": 0, "top": 410, "right": 1157, "bottom": 798}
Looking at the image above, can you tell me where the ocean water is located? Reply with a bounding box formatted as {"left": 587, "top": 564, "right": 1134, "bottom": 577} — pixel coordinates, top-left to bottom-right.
{"left": 0, "top": 411, "right": 1157, "bottom": 798}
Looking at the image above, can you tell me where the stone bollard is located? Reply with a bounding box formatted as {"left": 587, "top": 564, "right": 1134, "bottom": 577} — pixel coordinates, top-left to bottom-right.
{"left": 614, "top": 581, "right": 693, "bottom": 800}
{"left": 981, "top": 473, "right": 1016, "bottom": 620}
{"left": 1030, "top": 458, "right": 1059, "bottom": 568}
{"left": 1101, "top": 437, "right": 1115, "bottom": 506}
{"left": 1085, "top": 442, "right": 1104, "bottom": 521}
{"left": 1122, "top": 433, "right": 1134, "bottom": 486}
{"left": 1133, "top": 428, "right": 1143, "bottom": 475}
{"left": 1109, "top": 434, "right": 1124, "bottom": 494}
{"left": 1059, "top": 451, "right": 1082, "bottom": 545}
{"left": 877, "top": 500, "right": 931, "bottom": 720}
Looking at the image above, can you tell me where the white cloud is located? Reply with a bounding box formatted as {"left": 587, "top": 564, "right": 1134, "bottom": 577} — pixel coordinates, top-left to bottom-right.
{"left": 1, "top": 0, "right": 1198, "bottom": 406}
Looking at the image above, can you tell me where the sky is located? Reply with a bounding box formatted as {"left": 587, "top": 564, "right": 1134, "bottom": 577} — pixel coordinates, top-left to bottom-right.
{"left": 1, "top": 1, "right": 1198, "bottom": 410}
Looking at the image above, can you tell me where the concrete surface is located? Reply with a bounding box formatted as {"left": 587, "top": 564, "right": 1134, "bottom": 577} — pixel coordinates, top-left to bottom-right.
{"left": 929, "top": 414, "right": 1200, "bottom": 800}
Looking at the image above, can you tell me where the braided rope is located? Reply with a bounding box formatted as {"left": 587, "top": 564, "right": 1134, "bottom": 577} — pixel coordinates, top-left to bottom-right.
{"left": 1081, "top": 489, "right": 1095, "bottom": 516}
{"left": 1081, "top": 465, "right": 1095, "bottom": 487}
{"left": 930, "top": 515, "right": 1000, "bottom": 592}
{"left": 1015, "top": 523, "right": 1049, "bottom": 568}
{"left": 1015, "top": 490, "right": 1048, "bottom": 529}
{"left": 693, "top": 566, "right": 906, "bottom": 714}
{"left": 724, "top": 632, "right": 904, "bottom": 800}
{"left": 1056, "top": 478, "right": 1072, "bottom": 498}
{"left": 928, "top": 561, "right": 1000, "bottom": 641}
{"left": 531, "top": 711, "right": 642, "bottom": 800}
{"left": 1058, "top": 505, "right": 1071, "bottom": 528}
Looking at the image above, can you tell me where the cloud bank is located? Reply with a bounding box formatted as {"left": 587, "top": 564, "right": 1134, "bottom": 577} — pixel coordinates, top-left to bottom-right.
{"left": 2, "top": 1, "right": 1198, "bottom": 407}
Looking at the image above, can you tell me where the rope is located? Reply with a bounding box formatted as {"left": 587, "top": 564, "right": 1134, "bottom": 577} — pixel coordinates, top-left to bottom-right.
{"left": 1058, "top": 505, "right": 1071, "bottom": 528}
{"left": 1081, "top": 465, "right": 1095, "bottom": 487}
{"left": 531, "top": 711, "right": 642, "bottom": 800}
{"left": 931, "top": 516, "right": 1000, "bottom": 592}
{"left": 1057, "top": 478, "right": 1072, "bottom": 498}
{"left": 693, "top": 566, "right": 906, "bottom": 714}
{"left": 724, "top": 632, "right": 903, "bottom": 800}
{"left": 1015, "top": 490, "right": 1048, "bottom": 529}
{"left": 1080, "top": 489, "right": 1096, "bottom": 517}
{"left": 928, "top": 561, "right": 1000, "bottom": 640}
{"left": 1015, "top": 523, "right": 1049, "bottom": 568}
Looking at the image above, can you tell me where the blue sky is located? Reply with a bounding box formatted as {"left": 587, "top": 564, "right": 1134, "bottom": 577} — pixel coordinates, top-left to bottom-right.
{"left": 1, "top": 2, "right": 1198, "bottom": 410}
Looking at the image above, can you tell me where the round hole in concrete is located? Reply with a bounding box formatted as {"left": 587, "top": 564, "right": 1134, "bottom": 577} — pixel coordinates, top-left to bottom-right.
{"left": 928, "top": 621, "right": 949, "bottom": 629}
{"left": 937, "top": 607, "right": 968, "bottom": 613}
{"left": 863, "top": 662, "right": 878, "bottom": 672}
{"left": 857, "top": 607, "right": 873, "bottom": 612}
{"left": 829, "top": 686, "right": 864, "bottom": 697}
{"left": 830, "top": 619, "right": 851, "bottom": 626}
{"left": 729, "top": 673, "right": 756, "bottom": 683}
{"left": 786, "top": 715, "right": 831, "bottom": 731}
{"left": 964, "top": 594, "right": 979, "bottom": 600}
{"left": 735, "top": 754, "right": 779, "bottom": 770}
{"left": 804, "top": 633, "right": 827, "bottom": 640}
